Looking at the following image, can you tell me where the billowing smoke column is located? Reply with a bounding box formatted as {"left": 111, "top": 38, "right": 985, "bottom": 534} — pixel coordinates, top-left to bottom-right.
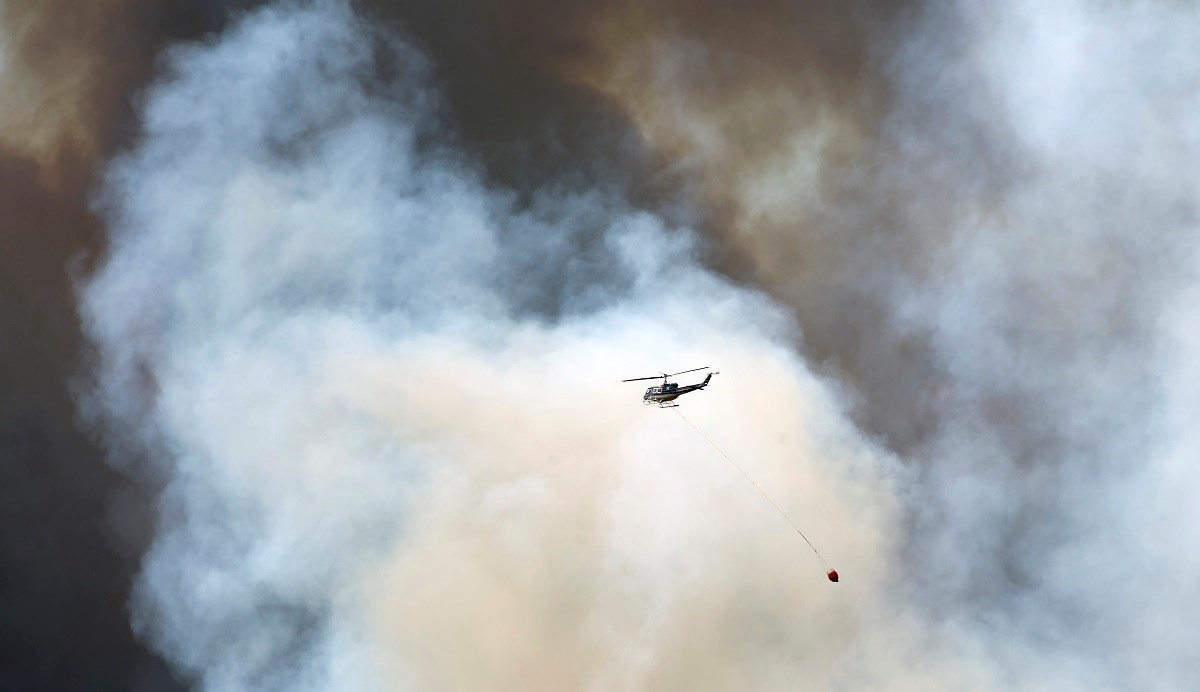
{"left": 82, "top": 2, "right": 945, "bottom": 689}
{"left": 24, "top": 0, "right": 1198, "bottom": 689}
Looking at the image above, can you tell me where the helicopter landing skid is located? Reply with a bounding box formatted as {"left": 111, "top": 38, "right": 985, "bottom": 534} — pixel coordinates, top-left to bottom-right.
{"left": 657, "top": 402, "right": 680, "bottom": 408}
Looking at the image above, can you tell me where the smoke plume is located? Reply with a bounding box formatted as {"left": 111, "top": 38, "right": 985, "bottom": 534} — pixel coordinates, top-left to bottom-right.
{"left": 82, "top": 3, "right": 967, "bottom": 688}
{"left": 5, "top": 0, "right": 1198, "bottom": 689}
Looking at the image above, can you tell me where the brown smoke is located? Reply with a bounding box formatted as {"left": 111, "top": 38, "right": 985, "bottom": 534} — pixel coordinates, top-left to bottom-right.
{"left": 0, "top": 0, "right": 234, "bottom": 168}
{"left": 338, "top": 4, "right": 942, "bottom": 454}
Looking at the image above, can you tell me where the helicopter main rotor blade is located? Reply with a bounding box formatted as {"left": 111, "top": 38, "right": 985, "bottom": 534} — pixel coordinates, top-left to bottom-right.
{"left": 622, "top": 366, "right": 709, "bottom": 382}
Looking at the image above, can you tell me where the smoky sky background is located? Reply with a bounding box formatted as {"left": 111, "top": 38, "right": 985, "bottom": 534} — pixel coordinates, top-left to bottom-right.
{"left": 3, "top": 0, "right": 1199, "bottom": 690}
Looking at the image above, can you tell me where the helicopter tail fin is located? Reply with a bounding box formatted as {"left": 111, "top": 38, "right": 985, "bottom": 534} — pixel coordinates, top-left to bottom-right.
{"left": 700, "top": 372, "right": 715, "bottom": 387}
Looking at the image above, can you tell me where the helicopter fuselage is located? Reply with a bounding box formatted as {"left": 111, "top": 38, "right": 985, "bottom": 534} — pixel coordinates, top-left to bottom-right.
{"left": 642, "top": 373, "right": 714, "bottom": 406}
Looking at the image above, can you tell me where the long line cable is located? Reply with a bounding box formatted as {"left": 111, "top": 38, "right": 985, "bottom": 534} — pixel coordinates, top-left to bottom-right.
{"left": 671, "top": 407, "right": 830, "bottom": 570}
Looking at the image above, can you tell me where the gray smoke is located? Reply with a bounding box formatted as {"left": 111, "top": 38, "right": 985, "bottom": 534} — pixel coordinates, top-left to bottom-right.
{"left": 81, "top": 2, "right": 949, "bottom": 689}
{"left": 892, "top": 2, "right": 1200, "bottom": 685}
{"left": 578, "top": 0, "right": 1200, "bottom": 688}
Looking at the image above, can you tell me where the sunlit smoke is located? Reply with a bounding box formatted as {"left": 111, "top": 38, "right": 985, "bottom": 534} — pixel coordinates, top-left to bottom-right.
{"left": 79, "top": 2, "right": 970, "bottom": 689}
{"left": 73, "top": 0, "right": 1200, "bottom": 690}
{"left": 0, "top": 0, "right": 131, "bottom": 162}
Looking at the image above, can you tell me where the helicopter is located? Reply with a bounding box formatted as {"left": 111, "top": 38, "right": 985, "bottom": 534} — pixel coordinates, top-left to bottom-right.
{"left": 622, "top": 366, "right": 718, "bottom": 407}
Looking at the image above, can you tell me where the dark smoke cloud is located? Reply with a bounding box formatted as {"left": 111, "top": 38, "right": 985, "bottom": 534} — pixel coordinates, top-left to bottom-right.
{"left": 0, "top": 1, "right": 243, "bottom": 689}
{"left": 537, "top": 0, "right": 941, "bottom": 453}
{"left": 348, "top": 0, "right": 942, "bottom": 453}
{"left": 0, "top": 135, "right": 179, "bottom": 692}
{"left": 336, "top": 0, "right": 697, "bottom": 232}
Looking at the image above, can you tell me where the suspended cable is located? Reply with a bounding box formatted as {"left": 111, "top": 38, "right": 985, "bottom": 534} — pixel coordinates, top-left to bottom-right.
{"left": 671, "top": 407, "right": 838, "bottom": 582}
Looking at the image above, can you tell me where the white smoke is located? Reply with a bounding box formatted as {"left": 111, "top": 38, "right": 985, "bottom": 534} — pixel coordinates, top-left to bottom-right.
{"left": 83, "top": 0, "right": 1200, "bottom": 689}
{"left": 80, "top": 2, "right": 972, "bottom": 690}
{"left": 884, "top": 2, "right": 1200, "bottom": 687}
